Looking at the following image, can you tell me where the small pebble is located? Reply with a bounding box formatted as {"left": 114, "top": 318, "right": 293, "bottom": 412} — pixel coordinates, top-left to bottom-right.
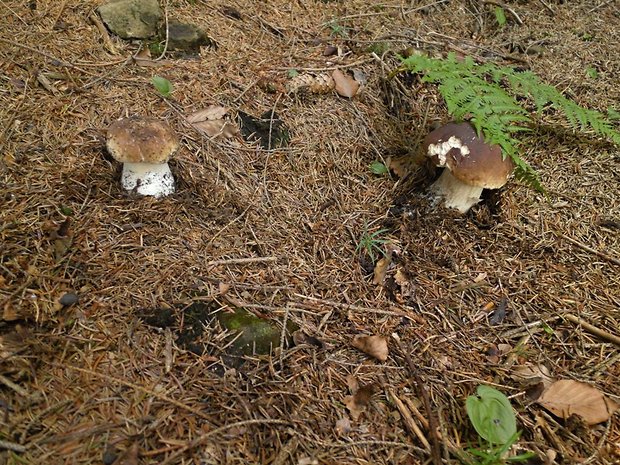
{"left": 59, "top": 292, "right": 79, "bottom": 306}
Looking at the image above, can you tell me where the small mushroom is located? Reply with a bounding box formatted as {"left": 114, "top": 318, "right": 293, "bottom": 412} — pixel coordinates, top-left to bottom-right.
{"left": 106, "top": 117, "right": 179, "bottom": 198}
{"left": 423, "top": 122, "right": 514, "bottom": 213}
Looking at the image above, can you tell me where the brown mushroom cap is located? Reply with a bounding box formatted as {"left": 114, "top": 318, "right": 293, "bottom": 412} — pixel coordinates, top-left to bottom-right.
{"left": 106, "top": 117, "right": 179, "bottom": 164}
{"left": 424, "top": 122, "right": 514, "bottom": 189}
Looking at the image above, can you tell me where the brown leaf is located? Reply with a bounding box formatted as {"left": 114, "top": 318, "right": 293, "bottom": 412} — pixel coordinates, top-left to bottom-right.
{"left": 512, "top": 363, "right": 554, "bottom": 388}
{"left": 372, "top": 256, "right": 391, "bottom": 285}
{"left": 335, "top": 417, "right": 351, "bottom": 435}
{"left": 187, "top": 106, "right": 229, "bottom": 123}
{"left": 332, "top": 69, "right": 359, "bottom": 98}
{"left": 387, "top": 154, "right": 418, "bottom": 178}
{"left": 351, "top": 335, "right": 388, "bottom": 362}
{"left": 537, "top": 380, "right": 619, "bottom": 425}
{"left": 344, "top": 383, "right": 377, "bottom": 421}
{"left": 133, "top": 48, "right": 170, "bottom": 67}
{"left": 292, "top": 331, "right": 324, "bottom": 348}
{"left": 113, "top": 442, "right": 139, "bottom": 465}
{"left": 192, "top": 120, "right": 239, "bottom": 140}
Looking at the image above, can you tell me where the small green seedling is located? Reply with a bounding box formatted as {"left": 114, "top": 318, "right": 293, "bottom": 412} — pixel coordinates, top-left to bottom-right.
{"left": 461, "top": 385, "right": 535, "bottom": 465}
{"left": 370, "top": 161, "right": 389, "bottom": 175}
{"left": 494, "top": 7, "right": 507, "bottom": 27}
{"left": 356, "top": 226, "right": 390, "bottom": 262}
{"left": 585, "top": 66, "right": 598, "bottom": 79}
{"left": 152, "top": 75, "right": 173, "bottom": 97}
{"left": 326, "top": 19, "right": 348, "bottom": 38}
{"left": 287, "top": 69, "right": 299, "bottom": 78}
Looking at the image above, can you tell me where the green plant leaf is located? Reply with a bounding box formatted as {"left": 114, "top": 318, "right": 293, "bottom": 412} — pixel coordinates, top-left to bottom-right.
{"left": 287, "top": 69, "right": 299, "bottom": 78}
{"left": 494, "top": 7, "right": 507, "bottom": 27}
{"left": 466, "top": 385, "right": 517, "bottom": 445}
{"left": 370, "top": 161, "right": 388, "bottom": 175}
{"left": 152, "top": 75, "right": 173, "bottom": 97}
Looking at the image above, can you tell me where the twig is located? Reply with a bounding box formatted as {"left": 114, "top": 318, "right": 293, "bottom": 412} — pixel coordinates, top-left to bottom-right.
{"left": 36, "top": 71, "right": 60, "bottom": 95}
{"left": 564, "top": 314, "right": 620, "bottom": 347}
{"left": 294, "top": 294, "right": 416, "bottom": 321}
{"left": 0, "top": 38, "right": 88, "bottom": 74}
{"left": 164, "top": 328, "right": 173, "bottom": 374}
{"left": 206, "top": 256, "right": 277, "bottom": 266}
{"left": 89, "top": 11, "right": 118, "bottom": 55}
{"left": 558, "top": 233, "right": 620, "bottom": 266}
{"left": 588, "top": 0, "right": 614, "bottom": 13}
{"left": 50, "top": 0, "right": 67, "bottom": 29}
{"left": 537, "top": 0, "right": 555, "bottom": 14}
{"left": 483, "top": 1, "right": 524, "bottom": 25}
{"left": 0, "top": 439, "right": 26, "bottom": 453}
{"left": 160, "top": 419, "right": 291, "bottom": 465}
{"left": 155, "top": 0, "right": 170, "bottom": 60}
{"left": 388, "top": 389, "right": 431, "bottom": 451}
{"left": 0, "top": 374, "right": 29, "bottom": 397}
{"left": 392, "top": 334, "right": 442, "bottom": 465}
{"left": 52, "top": 364, "right": 213, "bottom": 421}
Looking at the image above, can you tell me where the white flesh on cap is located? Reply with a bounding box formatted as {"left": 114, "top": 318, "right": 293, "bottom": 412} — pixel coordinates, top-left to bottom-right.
{"left": 121, "top": 162, "right": 175, "bottom": 198}
{"left": 429, "top": 168, "right": 483, "bottom": 214}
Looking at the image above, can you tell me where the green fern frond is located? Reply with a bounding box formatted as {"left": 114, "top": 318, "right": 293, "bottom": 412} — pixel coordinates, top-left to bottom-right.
{"left": 400, "top": 53, "right": 620, "bottom": 191}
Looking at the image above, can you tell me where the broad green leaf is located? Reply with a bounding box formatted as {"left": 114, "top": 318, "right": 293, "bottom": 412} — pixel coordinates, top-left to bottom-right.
{"left": 370, "top": 161, "right": 388, "bottom": 175}
{"left": 152, "top": 75, "right": 173, "bottom": 97}
{"left": 494, "top": 7, "right": 507, "bottom": 27}
{"left": 466, "top": 385, "right": 517, "bottom": 444}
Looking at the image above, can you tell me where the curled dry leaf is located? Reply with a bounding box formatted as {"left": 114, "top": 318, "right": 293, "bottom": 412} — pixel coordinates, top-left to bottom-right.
{"left": 186, "top": 106, "right": 239, "bottom": 140}
{"left": 536, "top": 379, "right": 619, "bottom": 425}
{"left": 512, "top": 363, "right": 554, "bottom": 388}
{"left": 133, "top": 47, "right": 170, "bottom": 67}
{"left": 187, "top": 105, "right": 229, "bottom": 123}
{"left": 292, "top": 330, "right": 324, "bottom": 348}
{"left": 113, "top": 442, "right": 139, "bottom": 465}
{"left": 335, "top": 417, "right": 351, "bottom": 435}
{"left": 372, "top": 256, "right": 391, "bottom": 285}
{"left": 332, "top": 69, "right": 360, "bottom": 98}
{"left": 351, "top": 335, "right": 388, "bottom": 362}
{"left": 192, "top": 120, "right": 239, "bottom": 139}
{"left": 387, "top": 154, "right": 419, "bottom": 178}
{"left": 344, "top": 383, "right": 377, "bottom": 421}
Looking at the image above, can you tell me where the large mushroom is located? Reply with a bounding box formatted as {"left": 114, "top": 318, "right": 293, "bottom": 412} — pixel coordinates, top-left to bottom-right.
{"left": 423, "top": 122, "right": 514, "bottom": 213}
{"left": 106, "top": 117, "right": 179, "bottom": 198}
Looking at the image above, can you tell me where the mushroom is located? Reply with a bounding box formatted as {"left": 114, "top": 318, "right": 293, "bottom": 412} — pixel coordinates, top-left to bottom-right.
{"left": 423, "top": 122, "right": 514, "bottom": 213}
{"left": 106, "top": 117, "right": 179, "bottom": 198}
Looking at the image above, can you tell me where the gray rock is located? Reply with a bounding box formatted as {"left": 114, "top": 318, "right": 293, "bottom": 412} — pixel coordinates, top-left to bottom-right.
{"left": 98, "top": 0, "right": 161, "bottom": 39}
{"left": 166, "top": 20, "right": 215, "bottom": 52}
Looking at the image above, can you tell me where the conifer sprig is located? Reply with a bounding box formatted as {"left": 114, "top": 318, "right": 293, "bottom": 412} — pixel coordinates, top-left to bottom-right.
{"left": 400, "top": 53, "right": 620, "bottom": 191}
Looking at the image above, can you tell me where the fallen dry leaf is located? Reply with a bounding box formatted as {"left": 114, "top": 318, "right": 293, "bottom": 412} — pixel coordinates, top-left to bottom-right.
{"left": 133, "top": 47, "right": 170, "bottom": 67}
{"left": 192, "top": 120, "right": 239, "bottom": 140}
{"left": 332, "top": 69, "right": 359, "bottom": 98}
{"left": 351, "top": 335, "right": 388, "bottom": 362}
{"left": 537, "top": 379, "right": 619, "bottom": 425}
{"left": 187, "top": 105, "right": 229, "bottom": 123}
{"left": 512, "top": 363, "right": 554, "bottom": 388}
{"left": 344, "top": 383, "right": 377, "bottom": 421}
{"left": 113, "top": 442, "right": 139, "bottom": 465}
{"left": 335, "top": 417, "right": 351, "bottom": 435}
{"left": 372, "top": 256, "right": 391, "bottom": 285}
{"left": 387, "top": 154, "right": 418, "bottom": 178}
{"left": 187, "top": 106, "right": 238, "bottom": 140}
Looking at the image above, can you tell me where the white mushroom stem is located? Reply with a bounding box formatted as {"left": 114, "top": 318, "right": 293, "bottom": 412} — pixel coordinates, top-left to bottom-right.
{"left": 121, "top": 162, "right": 175, "bottom": 198}
{"left": 429, "top": 168, "right": 483, "bottom": 214}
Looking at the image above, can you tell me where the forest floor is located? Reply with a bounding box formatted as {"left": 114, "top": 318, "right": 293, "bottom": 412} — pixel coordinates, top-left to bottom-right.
{"left": 1, "top": 0, "right": 619, "bottom": 464}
